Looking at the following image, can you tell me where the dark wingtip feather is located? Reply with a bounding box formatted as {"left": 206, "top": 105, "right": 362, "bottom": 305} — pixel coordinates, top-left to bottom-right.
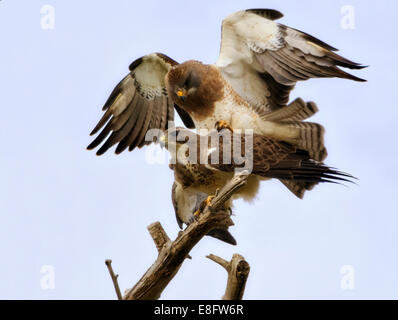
{"left": 114, "top": 135, "right": 130, "bottom": 154}
{"left": 332, "top": 170, "right": 358, "bottom": 180}
{"left": 321, "top": 174, "right": 353, "bottom": 184}
{"left": 246, "top": 8, "right": 284, "bottom": 21}
{"left": 96, "top": 146, "right": 108, "bottom": 156}
{"left": 337, "top": 69, "right": 367, "bottom": 82}
{"left": 347, "top": 64, "right": 368, "bottom": 70}
{"left": 87, "top": 129, "right": 110, "bottom": 151}
{"left": 90, "top": 121, "right": 106, "bottom": 136}
{"left": 128, "top": 57, "right": 144, "bottom": 71}
{"left": 351, "top": 76, "right": 367, "bottom": 82}
{"left": 86, "top": 142, "right": 95, "bottom": 151}
{"left": 327, "top": 51, "right": 368, "bottom": 70}
{"left": 114, "top": 146, "right": 126, "bottom": 155}
{"left": 102, "top": 84, "right": 122, "bottom": 112}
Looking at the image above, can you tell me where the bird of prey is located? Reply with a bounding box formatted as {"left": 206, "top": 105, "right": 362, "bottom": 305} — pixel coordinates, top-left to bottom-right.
{"left": 87, "top": 8, "right": 366, "bottom": 161}
{"left": 171, "top": 186, "right": 237, "bottom": 245}
{"left": 86, "top": 8, "right": 363, "bottom": 244}
{"left": 162, "top": 127, "right": 353, "bottom": 244}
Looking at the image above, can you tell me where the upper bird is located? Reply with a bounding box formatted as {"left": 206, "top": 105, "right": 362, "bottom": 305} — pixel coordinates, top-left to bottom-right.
{"left": 87, "top": 8, "right": 366, "bottom": 157}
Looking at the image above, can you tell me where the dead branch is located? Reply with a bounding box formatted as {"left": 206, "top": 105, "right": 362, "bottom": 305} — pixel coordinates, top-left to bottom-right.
{"left": 122, "top": 171, "right": 249, "bottom": 300}
{"left": 105, "top": 259, "right": 122, "bottom": 300}
{"left": 148, "top": 222, "right": 170, "bottom": 252}
{"left": 207, "top": 253, "right": 250, "bottom": 300}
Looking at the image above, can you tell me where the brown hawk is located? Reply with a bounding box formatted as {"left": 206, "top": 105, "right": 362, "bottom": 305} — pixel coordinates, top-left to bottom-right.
{"left": 87, "top": 9, "right": 365, "bottom": 160}
{"left": 162, "top": 127, "right": 353, "bottom": 245}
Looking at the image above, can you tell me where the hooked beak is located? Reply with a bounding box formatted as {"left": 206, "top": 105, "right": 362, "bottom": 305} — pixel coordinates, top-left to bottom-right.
{"left": 176, "top": 89, "right": 187, "bottom": 102}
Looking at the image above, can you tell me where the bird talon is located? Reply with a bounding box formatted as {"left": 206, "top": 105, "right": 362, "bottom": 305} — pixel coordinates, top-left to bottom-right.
{"left": 194, "top": 195, "right": 216, "bottom": 220}
{"left": 215, "top": 121, "right": 233, "bottom": 132}
{"left": 204, "top": 195, "right": 215, "bottom": 207}
{"left": 193, "top": 209, "right": 201, "bottom": 217}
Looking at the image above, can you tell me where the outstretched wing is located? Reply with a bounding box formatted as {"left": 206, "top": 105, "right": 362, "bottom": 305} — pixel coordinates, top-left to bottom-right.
{"left": 206, "top": 131, "right": 353, "bottom": 198}
{"left": 87, "top": 53, "right": 195, "bottom": 156}
{"left": 216, "top": 9, "right": 366, "bottom": 114}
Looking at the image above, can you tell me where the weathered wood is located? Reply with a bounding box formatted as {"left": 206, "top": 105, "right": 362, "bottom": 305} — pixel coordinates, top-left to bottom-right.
{"left": 207, "top": 253, "right": 250, "bottom": 300}
{"left": 122, "top": 172, "right": 249, "bottom": 300}
{"left": 105, "top": 259, "right": 122, "bottom": 300}
{"left": 148, "top": 222, "right": 170, "bottom": 252}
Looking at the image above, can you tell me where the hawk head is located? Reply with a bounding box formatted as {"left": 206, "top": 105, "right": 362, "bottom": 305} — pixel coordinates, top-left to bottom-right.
{"left": 166, "top": 61, "right": 224, "bottom": 120}
{"left": 167, "top": 61, "right": 202, "bottom": 103}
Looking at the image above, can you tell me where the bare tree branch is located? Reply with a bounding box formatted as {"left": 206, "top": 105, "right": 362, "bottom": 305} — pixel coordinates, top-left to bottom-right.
{"left": 122, "top": 171, "right": 249, "bottom": 300}
{"left": 207, "top": 254, "right": 230, "bottom": 270}
{"left": 207, "top": 253, "right": 250, "bottom": 300}
{"left": 148, "top": 222, "right": 170, "bottom": 252}
{"left": 105, "top": 259, "right": 122, "bottom": 300}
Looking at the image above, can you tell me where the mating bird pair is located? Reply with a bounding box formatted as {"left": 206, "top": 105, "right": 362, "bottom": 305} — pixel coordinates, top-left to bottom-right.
{"left": 87, "top": 9, "right": 365, "bottom": 245}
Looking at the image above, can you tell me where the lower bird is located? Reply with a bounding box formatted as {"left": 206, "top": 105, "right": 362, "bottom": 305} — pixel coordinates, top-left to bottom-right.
{"left": 161, "top": 127, "right": 353, "bottom": 245}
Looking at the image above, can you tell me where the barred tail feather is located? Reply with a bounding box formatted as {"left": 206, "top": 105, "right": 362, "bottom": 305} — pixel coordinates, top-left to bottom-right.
{"left": 262, "top": 98, "right": 318, "bottom": 122}
{"left": 279, "top": 120, "right": 327, "bottom": 162}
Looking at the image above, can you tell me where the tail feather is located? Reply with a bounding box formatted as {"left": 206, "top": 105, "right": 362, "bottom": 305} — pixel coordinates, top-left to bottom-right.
{"left": 258, "top": 101, "right": 327, "bottom": 162}
{"left": 276, "top": 120, "right": 327, "bottom": 162}
{"left": 262, "top": 98, "right": 318, "bottom": 122}
{"left": 258, "top": 160, "right": 355, "bottom": 199}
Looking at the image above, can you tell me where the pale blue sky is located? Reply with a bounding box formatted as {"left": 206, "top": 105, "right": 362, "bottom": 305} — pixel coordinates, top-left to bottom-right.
{"left": 0, "top": 0, "right": 397, "bottom": 299}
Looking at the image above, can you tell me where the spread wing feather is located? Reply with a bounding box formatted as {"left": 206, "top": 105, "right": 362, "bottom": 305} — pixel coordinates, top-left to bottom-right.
{"left": 204, "top": 131, "right": 354, "bottom": 198}
{"left": 216, "top": 9, "right": 366, "bottom": 115}
{"left": 87, "top": 53, "right": 194, "bottom": 156}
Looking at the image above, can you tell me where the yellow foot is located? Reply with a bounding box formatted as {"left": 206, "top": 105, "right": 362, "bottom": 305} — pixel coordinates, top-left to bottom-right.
{"left": 215, "top": 121, "right": 233, "bottom": 132}
{"left": 194, "top": 195, "right": 215, "bottom": 220}
{"left": 204, "top": 195, "right": 215, "bottom": 207}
